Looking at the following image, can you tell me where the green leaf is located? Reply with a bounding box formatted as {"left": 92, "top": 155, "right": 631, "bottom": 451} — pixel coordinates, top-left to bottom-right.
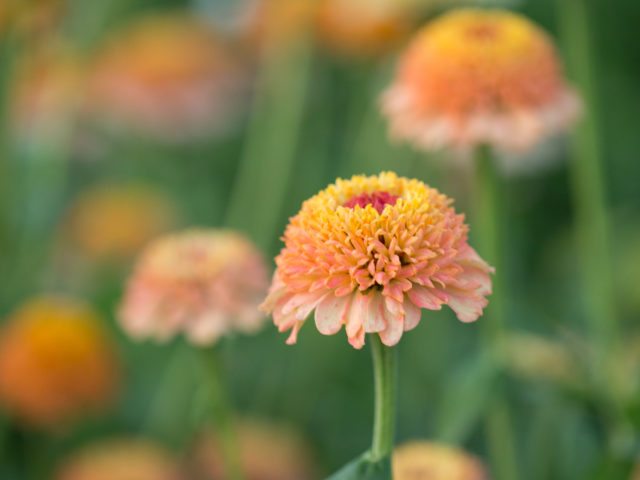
{"left": 326, "top": 453, "right": 392, "bottom": 480}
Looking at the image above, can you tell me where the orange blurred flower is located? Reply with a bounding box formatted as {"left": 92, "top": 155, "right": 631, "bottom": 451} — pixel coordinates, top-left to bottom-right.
{"left": 0, "top": 296, "right": 119, "bottom": 429}
{"left": 191, "top": 419, "right": 318, "bottom": 480}
{"left": 315, "top": 0, "right": 415, "bottom": 58}
{"left": 0, "top": 0, "right": 65, "bottom": 37}
{"left": 119, "top": 229, "right": 268, "bottom": 345}
{"left": 382, "top": 9, "right": 580, "bottom": 153}
{"left": 64, "top": 184, "right": 178, "bottom": 262}
{"left": 393, "top": 441, "right": 488, "bottom": 480}
{"left": 261, "top": 172, "right": 492, "bottom": 349}
{"left": 10, "top": 44, "right": 84, "bottom": 139}
{"left": 56, "top": 439, "right": 184, "bottom": 480}
{"left": 86, "top": 14, "right": 247, "bottom": 141}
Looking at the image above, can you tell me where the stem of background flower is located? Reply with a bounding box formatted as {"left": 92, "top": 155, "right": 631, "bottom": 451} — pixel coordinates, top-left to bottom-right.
{"left": 556, "top": 0, "right": 628, "bottom": 456}
{"left": 224, "top": 37, "right": 313, "bottom": 252}
{"left": 200, "top": 348, "right": 245, "bottom": 480}
{"left": 556, "top": 0, "right": 616, "bottom": 370}
{"left": 473, "top": 145, "right": 519, "bottom": 480}
{"left": 368, "top": 334, "right": 397, "bottom": 463}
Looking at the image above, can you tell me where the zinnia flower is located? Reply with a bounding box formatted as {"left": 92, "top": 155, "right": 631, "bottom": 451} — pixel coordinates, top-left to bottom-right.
{"left": 0, "top": 296, "right": 119, "bottom": 429}
{"left": 261, "top": 172, "right": 492, "bottom": 349}
{"left": 393, "top": 441, "right": 487, "bottom": 480}
{"left": 191, "top": 419, "right": 317, "bottom": 480}
{"left": 119, "top": 229, "right": 268, "bottom": 345}
{"left": 55, "top": 439, "right": 183, "bottom": 480}
{"left": 382, "top": 9, "right": 580, "bottom": 153}
{"left": 86, "top": 14, "right": 246, "bottom": 141}
{"left": 64, "top": 183, "right": 177, "bottom": 262}
{"left": 315, "top": 0, "right": 415, "bottom": 58}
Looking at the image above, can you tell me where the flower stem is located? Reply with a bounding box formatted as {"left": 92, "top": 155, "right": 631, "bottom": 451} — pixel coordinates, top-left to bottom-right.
{"left": 473, "top": 146, "right": 519, "bottom": 480}
{"left": 556, "top": 0, "right": 616, "bottom": 366}
{"left": 224, "top": 36, "right": 313, "bottom": 251}
{"left": 368, "top": 334, "right": 397, "bottom": 462}
{"left": 201, "top": 348, "right": 245, "bottom": 480}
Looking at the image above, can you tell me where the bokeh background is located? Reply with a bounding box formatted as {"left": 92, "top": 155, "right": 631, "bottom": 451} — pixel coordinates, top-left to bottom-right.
{"left": 0, "top": 0, "right": 639, "bottom": 478}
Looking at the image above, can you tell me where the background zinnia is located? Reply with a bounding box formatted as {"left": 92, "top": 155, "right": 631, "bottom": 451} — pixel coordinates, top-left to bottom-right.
{"left": 393, "top": 441, "right": 488, "bottom": 480}
{"left": 0, "top": 296, "right": 119, "bottom": 429}
{"left": 119, "top": 229, "right": 268, "bottom": 345}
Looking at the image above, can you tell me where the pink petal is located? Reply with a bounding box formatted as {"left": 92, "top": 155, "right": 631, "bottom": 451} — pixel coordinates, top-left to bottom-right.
{"left": 315, "top": 294, "right": 351, "bottom": 335}
{"left": 407, "top": 286, "right": 445, "bottom": 310}
{"left": 403, "top": 301, "right": 421, "bottom": 332}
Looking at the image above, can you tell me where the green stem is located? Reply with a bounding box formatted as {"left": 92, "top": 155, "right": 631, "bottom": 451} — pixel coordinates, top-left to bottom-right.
{"left": 201, "top": 348, "right": 244, "bottom": 480}
{"left": 556, "top": 0, "right": 616, "bottom": 363}
{"left": 368, "top": 334, "right": 397, "bottom": 462}
{"left": 224, "top": 37, "right": 312, "bottom": 251}
{"left": 473, "top": 146, "right": 519, "bottom": 480}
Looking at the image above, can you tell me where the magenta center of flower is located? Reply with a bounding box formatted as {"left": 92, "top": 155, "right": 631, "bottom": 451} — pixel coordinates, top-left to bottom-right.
{"left": 343, "top": 191, "right": 399, "bottom": 213}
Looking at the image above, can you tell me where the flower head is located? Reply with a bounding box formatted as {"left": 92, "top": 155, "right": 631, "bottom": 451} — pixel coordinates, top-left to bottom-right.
{"left": 86, "top": 14, "right": 246, "bottom": 141}
{"left": 119, "top": 229, "right": 268, "bottom": 345}
{"left": 315, "top": 0, "right": 415, "bottom": 58}
{"left": 0, "top": 296, "right": 119, "bottom": 429}
{"left": 382, "top": 9, "right": 580, "bottom": 152}
{"left": 64, "top": 183, "right": 177, "bottom": 262}
{"left": 261, "top": 172, "right": 492, "bottom": 349}
{"left": 56, "top": 439, "right": 183, "bottom": 480}
{"left": 393, "top": 441, "right": 487, "bottom": 480}
{"left": 191, "top": 419, "right": 317, "bottom": 480}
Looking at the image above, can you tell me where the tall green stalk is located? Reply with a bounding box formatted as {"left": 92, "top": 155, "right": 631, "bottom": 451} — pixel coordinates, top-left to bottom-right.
{"left": 473, "top": 146, "right": 519, "bottom": 480}
{"left": 556, "top": 0, "right": 616, "bottom": 365}
{"left": 200, "top": 348, "right": 244, "bottom": 480}
{"left": 368, "top": 334, "right": 397, "bottom": 462}
{"left": 225, "top": 38, "right": 313, "bottom": 251}
{"left": 556, "top": 0, "right": 630, "bottom": 456}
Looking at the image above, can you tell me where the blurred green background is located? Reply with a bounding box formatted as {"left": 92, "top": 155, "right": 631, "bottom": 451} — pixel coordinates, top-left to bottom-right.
{"left": 0, "top": 0, "right": 639, "bottom": 478}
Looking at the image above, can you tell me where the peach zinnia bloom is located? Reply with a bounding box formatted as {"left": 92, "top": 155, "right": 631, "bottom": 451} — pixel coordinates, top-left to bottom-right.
{"left": 261, "top": 172, "right": 492, "bottom": 349}
{"left": 64, "top": 183, "right": 177, "bottom": 262}
{"left": 393, "top": 441, "right": 488, "bottom": 480}
{"left": 315, "top": 0, "right": 415, "bottom": 58}
{"left": 56, "top": 439, "right": 183, "bottom": 480}
{"left": 119, "top": 229, "right": 268, "bottom": 345}
{"left": 87, "top": 14, "right": 246, "bottom": 141}
{"left": 0, "top": 296, "right": 119, "bottom": 429}
{"left": 191, "top": 419, "right": 318, "bottom": 480}
{"left": 382, "top": 9, "right": 580, "bottom": 153}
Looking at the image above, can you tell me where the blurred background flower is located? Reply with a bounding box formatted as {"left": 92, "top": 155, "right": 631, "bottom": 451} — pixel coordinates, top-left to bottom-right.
{"left": 85, "top": 13, "right": 248, "bottom": 143}
{"left": 55, "top": 439, "right": 184, "bottom": 480}
{"left": 190, "top": 418, "right": 319, "bottom": 480}
{"left": 0, "top": 296, "right": 119, "bottom": 430}
{"left": 393, "top": 441, "right": 488, "bottom": 480}
{"left": 119, "top": 229, "right": 267, "bottom": 345}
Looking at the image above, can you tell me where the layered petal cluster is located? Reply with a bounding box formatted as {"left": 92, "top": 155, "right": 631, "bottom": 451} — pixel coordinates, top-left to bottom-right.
{"left": 56, "top": 439, "right": 183, "bottom": 480}
{"left": 119, "top": 229, "right": 268, "bottom": 345}
{"left": 382, "top": 9, "right": 580, "bottom": 153}
{"left": 86, "top": 14, "right": 246, "bottom": 141}
{"left": 192, "top": 419, "right": 317, "bottom": 480}
{"left": 393, "top": 441, "right": 488, "bottom": 480}
{"left": 65, "top": 183, "right": 177, "bottom": 262}
{"left": 0, "top": 297, "right": 119, "bottom": 429}
{"left": 261, "top": 172, "right": 492, "bottom": 349}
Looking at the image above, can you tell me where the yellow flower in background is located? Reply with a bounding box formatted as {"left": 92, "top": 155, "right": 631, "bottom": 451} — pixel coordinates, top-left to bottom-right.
{"left": 55, "top": 439, "right": 183, "bottom": 480}
{"left": 119, "top": 229, "right": 268, "bottom": 345}
{"left": 261, "top": 172, "right": 493, "bottom": 349}
{"left": 0, "top": 296, "right": 119, "bottom": 429}
{"left": 382, "top": 9, "right": 580, "bottom": 153}
{"left": 241, "top": 0, "right": 317, "bottom": 55}
{"left": 65, "top": 184, "right": 178, "bottom": 262}
{"left": 191, "top": 419, "right": 318, "bottom": 480}
{"left": 10, "top": 44, "right": 84, "bottom": 138}
{"left": 393, "top": 441, "right": 488, "bottom": 480}
{"left": 315, "top": 0, "right": 416, "bottom": 58}
{"left": 86, "top": 13, "right": 247, "bottom": 141}
{"left": 0, "top": 0, "right": 65, "bottom": 37}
